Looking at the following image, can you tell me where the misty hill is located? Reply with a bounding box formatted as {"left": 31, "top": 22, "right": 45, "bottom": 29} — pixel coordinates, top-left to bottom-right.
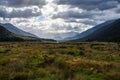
{"left": 0, "top": 25, "right": 39, "bottom": 41}
{"left": 0, "top": 24, "right": 56, "bottom": 42}
{"left": 71, "top": 18, "right": 120, "bottom": 42}
{"left": 0, "top": 23, "right": 37, "bottom": 37}
{"left": 66, "top": 20, "right": 115, "bottom": 40}
{"left": 55, "top": 32, "right": 79, "bottom": 40}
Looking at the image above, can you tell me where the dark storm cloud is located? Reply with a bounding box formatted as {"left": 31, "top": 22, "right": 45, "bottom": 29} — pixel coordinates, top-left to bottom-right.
{"left": 0, "top": 8, "right": 41, "bottom": 18}
{"left": 116, "top": 8, "right": 120, "bottom": 13}
{"left": 52, "top": 10, "right": 102, "bottom": 19}
{"left": 0, "top": 0, "right": 46, "bottom": 7}
{"left": 66, "top": 19, "right": 98, "bottom": 25}
{"left": 52, "top": 0, "right": 120, "bottom": 26}
{"left": 55, "top": 0, "right": 119, "bottom": 10}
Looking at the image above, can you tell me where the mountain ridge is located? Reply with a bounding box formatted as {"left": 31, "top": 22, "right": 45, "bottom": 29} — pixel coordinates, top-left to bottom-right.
{"left": 0, "top": 23, "right": 37, "bottom": 38}
{"left": 71, "top": 18, "right": 120, "bottom": 42}
{"left": 0, "top": 23, "right": 56, "bottom": 42}
{"left": 0, "top": 25, "right": 38, "bottom": 41}
{"left": 65, "top": 19, "right": 116, "bottom": 41}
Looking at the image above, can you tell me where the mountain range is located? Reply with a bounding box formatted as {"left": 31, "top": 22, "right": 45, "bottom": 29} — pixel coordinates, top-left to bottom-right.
{"left": 0, "top": 23, "right": 37, "bottom": 38}
{"left": 69, "top": 18, "right": 120, "bottom": 42}
{"left": 0, "top": 18, "right": 120, "bottom": 42}
{"left": 0, "top": 23, "right": 55, "bottom": 42}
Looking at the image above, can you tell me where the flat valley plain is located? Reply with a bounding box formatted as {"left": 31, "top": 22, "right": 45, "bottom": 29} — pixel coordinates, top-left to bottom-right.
{"left": 0, "top": 42, "right": 120, "bottom": 80}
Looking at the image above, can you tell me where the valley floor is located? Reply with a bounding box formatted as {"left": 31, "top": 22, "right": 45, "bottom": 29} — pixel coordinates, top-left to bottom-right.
{"left": 0, "top": 42, "right": 120, "bottom": 80}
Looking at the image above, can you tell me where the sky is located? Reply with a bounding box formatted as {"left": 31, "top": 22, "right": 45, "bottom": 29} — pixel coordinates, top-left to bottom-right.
{"left": 0, "top": 0, "right": 120, "bottom": 40}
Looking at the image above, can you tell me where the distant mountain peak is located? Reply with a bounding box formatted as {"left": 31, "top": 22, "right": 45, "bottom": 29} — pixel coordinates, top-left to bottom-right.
{"left": 0, "top": 23, "right": 56, "bottom": 42}
{"left": 69, "top": 18, "right": 120, "bottom": 42}
{"left": 0, "top": 23, "right": 38, "bottom": 38}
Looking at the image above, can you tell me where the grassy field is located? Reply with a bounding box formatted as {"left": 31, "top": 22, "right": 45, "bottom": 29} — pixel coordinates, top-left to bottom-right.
{"left": 0, "top": 42, "right": 120, "bottom": 80}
